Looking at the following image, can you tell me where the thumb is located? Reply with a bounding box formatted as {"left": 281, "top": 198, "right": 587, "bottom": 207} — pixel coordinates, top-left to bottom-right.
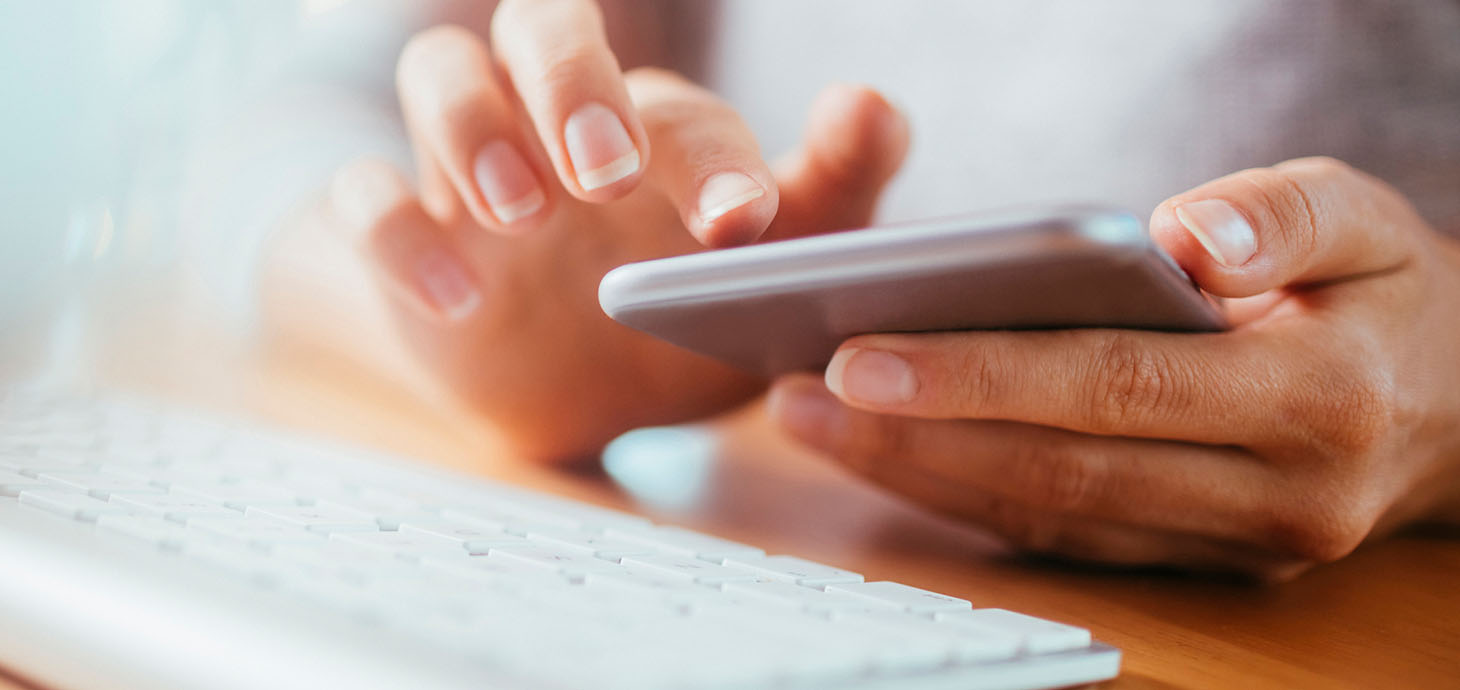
{"left": 763, "top": 83, "right": 910, "bottom": 241}
{"left": 1149, "top": 156, "right": 1419, "bottom": 298}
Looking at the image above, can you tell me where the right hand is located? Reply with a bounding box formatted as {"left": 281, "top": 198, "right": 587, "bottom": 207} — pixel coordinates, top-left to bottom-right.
{"left": 326, "top": 1, "right": 909, "bottom": 463}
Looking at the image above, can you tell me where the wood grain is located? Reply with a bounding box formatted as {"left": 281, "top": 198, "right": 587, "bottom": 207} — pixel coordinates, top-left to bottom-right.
{"left": 3, "top": 303, "right": 1458, "bottom": 689}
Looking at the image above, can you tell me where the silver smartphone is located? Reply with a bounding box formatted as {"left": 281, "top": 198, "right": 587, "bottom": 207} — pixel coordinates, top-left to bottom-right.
{"left": 599, "top": 206, "right": 1226, "bottom": 376}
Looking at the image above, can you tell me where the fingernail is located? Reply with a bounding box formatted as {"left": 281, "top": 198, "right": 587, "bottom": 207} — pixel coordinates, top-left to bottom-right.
{"left": 769, "top": 384, "right": 841, "bottom": 447}
{"left": 473, "top": 140, "right": 545, "bottom": 224}
{"left": 826, "top": 348, "right": 918, "bottom": 405}
{"left": 1174, "top": 199, "right": 1257, "bottom": 267}
{"left": 563, "top": 102, "right": 640, "bottom": 191}
{"left": 414, "top": 248, "right": 481, "bottom": 321}
{"left": 697, "top": 172, "right": 765, "bottom": 224}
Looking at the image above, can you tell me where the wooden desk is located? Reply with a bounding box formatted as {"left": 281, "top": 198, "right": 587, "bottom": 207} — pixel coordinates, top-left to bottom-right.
{"left": 3, "top": 315, "right": 1458, "bottom": 690}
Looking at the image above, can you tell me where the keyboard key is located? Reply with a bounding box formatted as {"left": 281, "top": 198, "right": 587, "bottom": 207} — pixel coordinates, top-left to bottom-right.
{"left": 604, "top": 526, "right": 765, "bottom": 563}
{"left": 489, "top": 546, "right": 625, "bottom": 577}
{"left": 327, "top": 530, "right": 465, "bottom": 562}
{"left": 271, "top": 545, "right": 412, "bottom": 584}
{"left": 316, "top": 497, "right": 438, "bottom": 531}
{"left": 4, "top": 459, "right": 94, "bottom": 476}
{"left": 0, "top": 469, "right": 48, "bottom": 497}
{"left": 183, "top": 541, "right": 293, "bottom": 588}
{"left": 620, "top": 554, "right": 760, "bottom": 585}
{"left": 837, "top": 611, "right": 1020, "bottom": 665}
{"left": 495, "top": 496, "right": 653, "bottom": 532}
{"left": 522, "top": 526, "right": 655, "bottom": 560}
{"left": 92, "top": 447, "right": 169, "bottom": 467}
{"left": 101, "top": 466, "right": 231, "bottom": 489}
{"left": 583, "top": 568, "right": 715, "bottom": 595}
{"left": 441, "top": 506, "right": 575, "bottom": 532}
{"left": 19, "top": 489, "right": 133, "bottom": 522}
{"left": 422, "top": 553, "right": 574, "bottom": 585}
{"left": 96, "top": 515, "right": 190, "bottom": 549}
{"left": 721, "top": 555, "right": 864, "bottom": 588}
{"left": 36, "top": 471, "right": 166, "bottom": 498}
{"left": 187, "top": 516, "right": 325, "bottom": 549}
{"left": 825, "top": 581, "right": 973, "bottom": 614}
{"left": 724, "top": 580, "right": 893, "bottom": 616}
{"left": 109, "top": 494, "right": 241, "bottom": 523}
{"left": 246, "top": 505, "right": 380, "bottom": 533}
{"left": 358, "top": 486, "right": 456, "bottom": 512}
{"left": 169, "top": 481, "right": 300, "bottom": 510}
{"left": 399, "top": 522, "right": 527, "bottom": 553}
{"left": 934, "top": 608, "right": 1091, "bottom": 654}
{"left": 5, "top": 431, "right": 102, "bottom": 451}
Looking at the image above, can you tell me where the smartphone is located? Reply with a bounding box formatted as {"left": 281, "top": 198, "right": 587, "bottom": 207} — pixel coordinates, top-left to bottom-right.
{"left": 599, "top": 206, "right": 1226, "bottom": 376}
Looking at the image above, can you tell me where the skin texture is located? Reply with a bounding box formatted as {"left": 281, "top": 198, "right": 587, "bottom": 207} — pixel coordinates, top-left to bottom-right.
{"left": 769, "top": 158, "right": 1460, "bottom": 581}
{"left": 296, "top": 3, "right": 1460, "bottom": 579}
{"left": 320, "top": 0, "right": 910, "bottom": 463}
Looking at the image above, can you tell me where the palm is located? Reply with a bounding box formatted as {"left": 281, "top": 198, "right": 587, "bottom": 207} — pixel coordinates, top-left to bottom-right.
{"left": 333, "top": 82, "right": 907, "bottom": 463}
{"left": 409, "top": 188, "right": 762, "bottom": 462}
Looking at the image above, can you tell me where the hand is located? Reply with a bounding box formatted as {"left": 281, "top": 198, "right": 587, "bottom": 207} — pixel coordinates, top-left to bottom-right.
{"left": 769, "top": 157, "right": 1460, "bottom": 581}
{"left": 324, "top": 3, "right": 909, "bottom": 463}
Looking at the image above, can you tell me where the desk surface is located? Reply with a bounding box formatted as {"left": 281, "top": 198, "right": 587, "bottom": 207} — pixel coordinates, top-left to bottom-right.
{"left": 3, "top": 321, "right": 1459, "bottom": 690}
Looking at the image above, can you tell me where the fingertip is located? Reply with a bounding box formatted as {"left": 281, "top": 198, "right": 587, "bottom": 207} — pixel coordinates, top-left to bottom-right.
{"left": 806, "top": 83, "right": 911, "bottom": 184}
{"left": 769, "top": 84, "right": 909, "bottom": 240}
{"left": 1148, "top": 197, "right": 1261, "bottom": 297}
{"left": 691, "top": 171, "right": 779, "bottom": 247}
{"left": 1149, "top": 201, "right": 1211, "bottom": 270}
{"left": 766, "top": 374, "right": 841, "bottom": 447}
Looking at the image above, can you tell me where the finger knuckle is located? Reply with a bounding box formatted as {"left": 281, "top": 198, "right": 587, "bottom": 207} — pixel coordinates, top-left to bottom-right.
{"left": 494, "top": 0, "right": 607, "bottom": 95}
{"left": 530, "top": 43, "right": 601, "bottom": 96}
{"left": 431, "top": 86, "right": 499, "bottom": 134}
{"left": 1010, "top": 443, "right": 1107, "bottom": 513}
{"left": 623, "top": 68, "right": 723, "bottom": 120}
{"left": 1331, "top": 378, "right": 1397, "bottom": 460}
{"left": 1265, "top": 498, "right": 1371, "bottom": 563}
{"left": 984, "top": 496, "right": 1063, "bottom": 553}
{"left": 833, "top": 414, "right": 910, "bottom": 475}
{"left": 952, "top": 343, "right": 1003, "bottom": 416}
{"left": 865, "top": 414, "right": 914, "bottom": 464}
{"left": 626, "top": 71, "right": 731, "bottom": 139}
{"left": 1089, "top": 334, "right": 1172, "bottom": 430}
{"left": 1249, "top": 158, "right": 1365, "bottom": 263}
{"left": 1303, "top": 354, "right": 1399, "bottom": 461}
{"left": 1223, "top": 164, "right": 1323, "bottom": 263}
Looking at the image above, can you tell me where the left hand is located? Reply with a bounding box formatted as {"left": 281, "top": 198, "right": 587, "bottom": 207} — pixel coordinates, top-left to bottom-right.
{"left": 316, "top": 12, "right": 909, "bottom": 464}
{"left": 769, "top": 157, "right": 1460, "bottom": 581}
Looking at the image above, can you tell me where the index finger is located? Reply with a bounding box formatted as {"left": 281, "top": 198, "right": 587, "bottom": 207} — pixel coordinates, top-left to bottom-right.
{"left": 491, "top": 0, "right": 649, "bottom": 200}
{"left": 823, "top": 328, "right": 1304, "bottom": 445}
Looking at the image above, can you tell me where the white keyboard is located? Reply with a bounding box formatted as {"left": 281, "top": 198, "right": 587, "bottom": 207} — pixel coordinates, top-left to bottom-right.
{"left": 0, "top": 388, "right": 1119, "bottom": 690}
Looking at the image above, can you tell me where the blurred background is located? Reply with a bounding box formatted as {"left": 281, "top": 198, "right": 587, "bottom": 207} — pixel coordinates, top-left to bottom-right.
{"left": 0, "top": 0, "right": 419, "bottom": 386}
{"left": 2, "top": 1, "right": 259, "bottom": 382}
{"left": 4, "top": 0, "right": 1456, "bottom": 392}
